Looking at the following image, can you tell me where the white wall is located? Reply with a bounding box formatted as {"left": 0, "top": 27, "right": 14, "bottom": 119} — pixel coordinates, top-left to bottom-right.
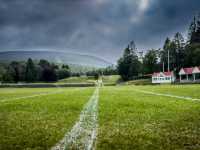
{"left": 152, "top": 76, "right": 173, "bottom": 84}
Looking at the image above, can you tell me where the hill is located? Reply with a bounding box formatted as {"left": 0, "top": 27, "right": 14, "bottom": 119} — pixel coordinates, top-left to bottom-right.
{"left": 0, "top": 50, "right": 112, "bottom": 68}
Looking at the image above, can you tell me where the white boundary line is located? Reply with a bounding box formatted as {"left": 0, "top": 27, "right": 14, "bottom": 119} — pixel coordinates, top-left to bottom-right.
{"left": 0, "top": 91, "right": 64, "bottom": 103}
{"left": 51, "top": 87, "right": 99, "bottom": 150}
{"left": 0, "top": 86, "right": 86, "bottom": 103}
{"left": 134, "top": 89, "right": 200, "bottom": 102}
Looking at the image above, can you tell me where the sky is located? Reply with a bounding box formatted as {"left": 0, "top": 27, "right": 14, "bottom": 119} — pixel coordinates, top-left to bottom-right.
{"left": 0, "top": 0, "right": 199, "bottom": 63}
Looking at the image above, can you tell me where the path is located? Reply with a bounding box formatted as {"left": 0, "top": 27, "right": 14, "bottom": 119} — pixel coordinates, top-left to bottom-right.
{"left": 51, "top": 86, "right": 99, "bottom": 150}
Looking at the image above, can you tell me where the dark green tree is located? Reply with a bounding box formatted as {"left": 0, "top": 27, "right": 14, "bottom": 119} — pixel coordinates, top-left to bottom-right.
{"left": 57, "top": 67, "right": 71, "bottom": 79}
{"left": 143, "top": 49, "right": 158, "bottom": 74}
{"left": 188, "top": 14, "right": 200, "bottom": 44}
{"left": 117, "top": 43, "right": 140, "bottom": 81}
{"left": 185, "top": 14, "right": 200, "bottom": 67}
{"left": 185, "top": 44, "right": 200, "bottom": 67}
{"left": 25, "top": 58, "right": 37, "bottom": 82}
{"left": 0, "top": 65, "right": 6, "bottom": 82}
{"left": 38, "top": 59, "right": 50, "bottom": 69}
{"left": 2, "top": 66, "right": 14, "bottom": 83}
{"left": 8, "top": 61, "right": 25, "bottom": 83}
{"left": 160, "top": 38, "right": 171, "bottom": 71}
{"left": 173, "top": 32, "right": 185, "bottom": 72}
{"left": 42, "top": 67, "right": 58, "bottom": 82}
{"left": 38, "top": 60, "right": 58, "bottom": 82}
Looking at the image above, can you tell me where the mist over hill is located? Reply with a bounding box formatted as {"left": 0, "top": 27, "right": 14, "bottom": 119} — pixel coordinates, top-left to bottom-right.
{"left": 0, "top": 51, "right": 112, "bottom": 68}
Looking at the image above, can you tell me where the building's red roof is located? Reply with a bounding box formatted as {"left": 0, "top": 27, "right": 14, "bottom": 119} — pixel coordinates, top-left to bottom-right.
{"left": 183, "top": 67, "right": 193, "bottom": 74}
{"left": 152, "top": 72, "right": 160, "bottom": 77}
{"left": 152, "top": 71, "right": 173, "bottom": 77}
{"left": 163, "top": 71, "right": 173, "bottom": 76}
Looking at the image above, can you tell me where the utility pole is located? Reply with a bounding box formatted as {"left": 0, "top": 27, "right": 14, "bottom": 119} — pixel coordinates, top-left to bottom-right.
{"left": 168, "top": 50, "right": 170, "bottom": 72}
{"left": 163, "top": 62, "right": 165, "bottom": 72}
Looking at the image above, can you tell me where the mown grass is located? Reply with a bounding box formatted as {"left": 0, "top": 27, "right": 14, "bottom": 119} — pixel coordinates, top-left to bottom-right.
{"left": 97, "top": 85, "right": 200, "bottom": 150}
{"left": 0, "top": 88, "right": 57, "bottom": 100}
{"left": 135, "top": 84, "right": 200, "bottom": 99}
{"left": 58, "top": 75, "right": 120, "bottom": 85}
{"left": 127, "top": 79, "right": 152, "bottom": 85}
{"left": 1, "top": 84, "right": 200, "bottom": 150}
{"left": 0, "top": 87, "right": 94, "bottom": 150}
{"left": 58, "top": 76, "right": 95, "bottom": 84}
{"left": 102, "top": 75, "right": 120, "bottom": 85}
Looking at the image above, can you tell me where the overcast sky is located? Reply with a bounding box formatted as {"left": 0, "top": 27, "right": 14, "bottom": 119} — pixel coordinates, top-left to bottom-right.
{"left": 0, "top": 0, "right": 199, "bottom": 62}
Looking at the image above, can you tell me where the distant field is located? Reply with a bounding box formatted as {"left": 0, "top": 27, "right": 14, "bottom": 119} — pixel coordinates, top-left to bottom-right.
{"left": 102, "top": 75, "right": 120, "bottom": 85}
{"left": 0, "top": 87, "right": 94, "bottom": 150}
{"left": 59, "top": 76, "right": 95, "bottom": 84}
{"left": 1, "top": 84, "right": 200, "bottom": 149}
{"left": 127, "top": 79, "right": 151, "bottom": 85}
{"left": 59, "top": 75, "right": 120, "bottom": 85}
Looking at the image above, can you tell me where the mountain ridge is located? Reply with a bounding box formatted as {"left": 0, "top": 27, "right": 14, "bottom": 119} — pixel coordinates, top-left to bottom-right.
{"left": 0, "top": 50, "right": 113, "bottom": 68}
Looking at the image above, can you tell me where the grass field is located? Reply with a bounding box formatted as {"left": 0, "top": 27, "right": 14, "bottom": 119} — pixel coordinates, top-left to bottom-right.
{"left": 0, "top": 87, "right": 94, "bottom": 150}
{"left": 97, "top": 85, "right": 200, "bottom": 150}
{"left": 58, "top": 76, "right": 95, "bottom": 84}
{"left": 58, "top": 75, "right": 120, "bottom": 85}
{"left": 1, "top": 84, "right": 200, "bottom": 149}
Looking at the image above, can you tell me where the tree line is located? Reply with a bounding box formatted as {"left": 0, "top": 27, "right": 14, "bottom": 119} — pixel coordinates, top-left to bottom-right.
{"left": 0, "top": 58, "right": 117, "bottom": 83}
{"left": 0, "top": 58, "right": 70, "bottom": 83}
{"left": 118, "top": 14, "right": 200, "bottom": 81}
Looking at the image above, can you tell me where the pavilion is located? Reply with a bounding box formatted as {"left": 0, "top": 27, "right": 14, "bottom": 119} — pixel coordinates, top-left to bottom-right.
{"left": 179, "top": 67, "right": 200, "bottom": 82}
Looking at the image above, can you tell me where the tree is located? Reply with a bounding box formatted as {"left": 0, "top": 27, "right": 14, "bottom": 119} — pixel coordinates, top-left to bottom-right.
{"left": 38, "top": 59, "right": 50, "bottom": 69}
{"left": 0, "top": 65, "right": 6, "bottom": 82}
{"left": 160, "top": 38, "right": 171, "bottom": 71}
{"left": 62, "top": 64, "right": 69, "bottom": 70}
{"left": 173, "top": 32, "right": 185, "bottom": 72}
{"left": 57, "top": 65, "right": 71, "bottom": 80}
{"left": 42, "top": 67, "right": 57, "bottom": 82}
{"left": 185, "top": 44, "right": 200, "bottom": 67}
{"left": 185, "top": 14, "right": 200, "bottom": 67}
{"left": 7, "top": 61, "right": 26, "bottom": 83}
{"left": 188, "top": 14, "right": 200, "bottom": 44}
{"left": 160, "top": 34, "right": 185, "bottom": 73}
{"left": 117, "top": 43, "right": 140, "bottom": 81}
{"left": 25, "top": 58, "right": 37, "bottom": 82}
{"left": 143, "top": 49, "right": 158, "bottom": 74}
{"left": 38, "top": 60, "right": 58, "bottom": 82}
{"left": 188, "top": 16, "right": 197, "bottom": 44}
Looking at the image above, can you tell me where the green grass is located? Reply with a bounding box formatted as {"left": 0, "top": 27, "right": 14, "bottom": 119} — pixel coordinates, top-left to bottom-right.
{"left": 58, "top": 76, "right": 95, "bottom": 84}
{"left": 0, "top": 87, "right": 94, "bottom": 150}
{"left": 135, "top": 84, "right": 200, "bottom": 99}
{"left": 0, "top": 88, "right": 57, "bottom": 100}
{"left": 127, "top": 79, "right": 152, "bottom": 85}
{"left": 58, "top": 75, "right": 120, "bottom": 85}
{"left": 97, "top": 85, "right": 200, "bottom": 150}
{"left": 1, "top": 84, "right": 200, "bottom": 150}
{"left": 102, "top": 75, "right": 120, "bottom": 85}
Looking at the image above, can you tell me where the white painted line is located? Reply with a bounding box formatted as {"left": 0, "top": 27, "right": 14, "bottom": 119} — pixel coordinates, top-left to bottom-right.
{"left": 0, "top": 91, "right": 64, "bottom": 103}
{"left": 134, "top": 89, "right": 200, "bottom": 101}
{"left": 51, "top": 87, "right": 99, "bottom": 150}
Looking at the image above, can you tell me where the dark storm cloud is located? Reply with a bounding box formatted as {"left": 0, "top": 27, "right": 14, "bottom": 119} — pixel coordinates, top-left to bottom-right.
{"left": 0, "top": 0, "right": 199, "bottom": 62}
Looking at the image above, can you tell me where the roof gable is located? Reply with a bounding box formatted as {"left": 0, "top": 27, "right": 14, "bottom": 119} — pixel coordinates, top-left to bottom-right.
{"left": 193, "top": 67, "right": 200, "bottom": 73}
{"left": 179, "top": 68, "right": 185, "bottom": 75}
{"left": 152, "top": 72, "right": 173, "bottom": 77}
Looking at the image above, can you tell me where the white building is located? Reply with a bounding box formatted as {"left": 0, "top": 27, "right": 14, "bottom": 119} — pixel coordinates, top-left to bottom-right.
{"left": 152, "top": 72, "right": 175, "bottom": 84}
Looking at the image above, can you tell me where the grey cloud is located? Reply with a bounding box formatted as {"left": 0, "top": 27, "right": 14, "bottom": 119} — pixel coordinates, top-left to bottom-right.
{"left": 0, "top": 0, "right": 199, "bottom": 62}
